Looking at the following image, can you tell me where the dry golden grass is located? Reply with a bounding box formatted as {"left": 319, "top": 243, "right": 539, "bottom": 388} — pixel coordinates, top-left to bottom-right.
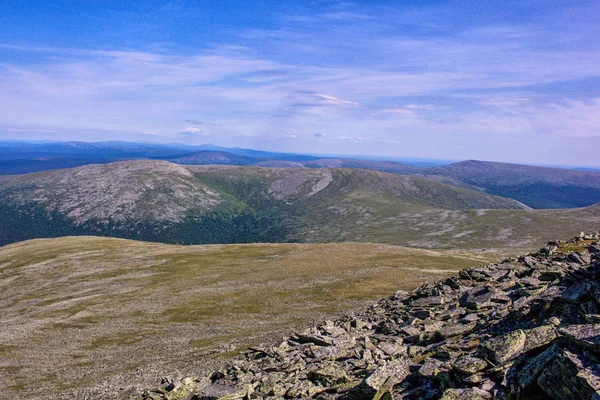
{"left": 0, "top": 236, "right": 515, "bottom": 399}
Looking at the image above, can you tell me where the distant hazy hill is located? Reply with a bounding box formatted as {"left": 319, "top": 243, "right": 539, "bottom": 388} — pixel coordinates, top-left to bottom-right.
{"left": 165, "top": 150, "right": 262, "bottom": 165}
{"left": 0, "top": 160, "right": 529, "bottom": 247}
{"left": 0, "top": 141, "right": 185, "bottom": 160}
{"left": 430, "top": 160, "right": 600, "bottom": 208}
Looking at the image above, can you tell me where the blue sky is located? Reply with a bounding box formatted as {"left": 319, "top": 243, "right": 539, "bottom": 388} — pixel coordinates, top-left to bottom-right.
{"left": 1, "top": 0, "right": 600, "bottom": 165}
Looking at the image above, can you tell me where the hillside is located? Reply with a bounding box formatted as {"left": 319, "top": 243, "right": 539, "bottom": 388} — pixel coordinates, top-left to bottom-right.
{"left": 138, "top": 232, "right": 600, "bottom": 400}
{"left": 430, "top": 160, "right": 600, "bottom": 208}
{"left": 0, "top": 161, "right": 531, "bottom": 247}
{"left": 0, "top": 237, "right": 498, "bottom": 399}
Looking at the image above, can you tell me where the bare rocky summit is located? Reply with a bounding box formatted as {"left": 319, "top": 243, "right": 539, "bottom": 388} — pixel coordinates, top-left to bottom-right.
{"left": 2, "top": 160, "right": 221, "bottom": 224}
{"left": 137, "top": 233, "right": 600, "bottom": 399}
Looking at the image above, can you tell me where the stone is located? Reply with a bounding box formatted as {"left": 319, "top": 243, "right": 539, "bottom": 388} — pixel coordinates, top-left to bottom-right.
{"left": 516, "top": 343, "right": 561, "bottom": 390}
{"left": 440, "top": 387, "right": 492, "bottom": 399}
{"left": 371, "top": 376, "right": 394, "bottom": 400}
{"left": 480, "top": 330, "right": 526, "bottom": 365}
{"left": 562, "top": 282, "right": 592, "bottom": 302}
{"left": 537, "top": 349, "right": 600, "bottom": 400}
{"left": 360, "top": 357, "right": 411, "bottom": 396}
{"left": 292, "top": 333, "right": 334, "bottom": 347}
{"left": 377, "top": 341, "right": 406, "bottom": 356}
{"left": 399, "top": 324, "right": 421, "bottom": 336}
{"left": 522, "top": 325, "right": 557, "bottom": 352}
{"left": 437, "top": 322, "right": 477, "bottom": 339}
{"left": 195, "top": 383, "right": 248, "bottom": 400}
{"left": 412, "top": 295, "right": 445, "bottom": 307}
{"left": 461, "top": 286, "right": 495, "bottom": 309}
{"left": 452, "top": 356, "right": 488, "bottom": 375}
{"left": 307, "top": 363, "right": 349, "bottom": 386}
{"left": 589, "top": 245, "right": 600, "bottom": 254}
{"left": 559, "top": 324, "right": 600, "bottom": 352}
{"left": 418, "top": 357, "right": 445, "bottom": 379}
{"left": 568, "top": 252, "right": 586, "bottom": 265}
{"left": 163, "top": 378, "right": 196, "bottom": 400}
{"left": 539, "top": 267, "right": 564, "bottom": 281}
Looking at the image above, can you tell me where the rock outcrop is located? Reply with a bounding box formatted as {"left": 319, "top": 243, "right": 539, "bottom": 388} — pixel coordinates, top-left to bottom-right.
{"left": 137, "top": 232, "right": 600, "bottom": 399}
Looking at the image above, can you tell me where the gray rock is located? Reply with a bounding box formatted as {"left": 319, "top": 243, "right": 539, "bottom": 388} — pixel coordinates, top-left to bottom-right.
{"left": 360, "top": 357, "right": 410, "bottom": 396}
{"left": 452, "top": 356, "right": 488, "bottom": 375}
{"left": 440, "top": 387, "right": 492, "bottom": 400}
{"left": 537, "top": 349, "right": 600, "bottom": 400}
{"left": 437, "top": 322, "right": 477, "bottom": 339}
{"left": 195, "top": 383, "right": 248, "bottom": 399}
{"left": 307, "top": 363, "right": 349, "bottom": 386}
{"left": 418, "top": 357, "right": 445, "bottom": 379}
{"left": 516, "top": 343, "right": 561, "bottom": 390}
{"left": 559, "top": 324, "right": 600, "bottom": 352}
{"left": 522, "top": 325, "right": 557, "bottom": 352}
{"left": 292, "top": 333, "right": 334, "bottom": 347}
{"left": 480, "top": 330, "right": 526, "bottom": 365}
{"left": 412, "top": 295, "right": 445, "bottom": 307}
{"left": 562, "top": 281, "right": 592, "bottom": 302}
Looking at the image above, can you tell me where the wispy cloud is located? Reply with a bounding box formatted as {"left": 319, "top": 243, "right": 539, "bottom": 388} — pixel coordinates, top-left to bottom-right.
{"left": 2, "top": 128, "right": 58, "bottom": 133}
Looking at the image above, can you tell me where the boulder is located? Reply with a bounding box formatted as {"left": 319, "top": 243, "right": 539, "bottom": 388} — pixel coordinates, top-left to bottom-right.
{"left": 436, "top": 322, "right": 477, "bottom": 340}
{"left": 559, "top": 324, "right": 600, "bottom": 352}
{"left": 480, "top": 330, "right": 526, "bottom": 365}
{"left": 440, "top": 387, "right": 492, "bottom": 400}
{"left": 360, "top": 357, "right": 410, "bottom": 396}
{"left": 452, "top": 356, "right": 488, "bottom": 375}
{"left": 537, "top": 349, "right": 600, "bottom": 400}
{"left": 522, "top": 325, "right": 557, "bottom": 352}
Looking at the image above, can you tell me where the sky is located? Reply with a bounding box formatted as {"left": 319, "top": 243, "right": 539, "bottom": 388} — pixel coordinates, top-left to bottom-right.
{"left": 1, "top": 0, "right": 600, "bottom": 166}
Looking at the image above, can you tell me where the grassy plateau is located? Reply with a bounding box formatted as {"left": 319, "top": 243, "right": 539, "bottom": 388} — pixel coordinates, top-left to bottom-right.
{"left": 0, "top": 236, "right": 515, "bottom": 399}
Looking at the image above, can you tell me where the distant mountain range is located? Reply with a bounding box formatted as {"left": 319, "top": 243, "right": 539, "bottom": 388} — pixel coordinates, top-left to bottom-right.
{"left": 2, "top": 141, "right": 600, "bottom": 209}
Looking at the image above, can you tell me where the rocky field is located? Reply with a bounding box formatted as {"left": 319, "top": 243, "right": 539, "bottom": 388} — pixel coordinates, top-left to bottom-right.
{"left": 137, "top": 233, "right": 600, "bottom": 400}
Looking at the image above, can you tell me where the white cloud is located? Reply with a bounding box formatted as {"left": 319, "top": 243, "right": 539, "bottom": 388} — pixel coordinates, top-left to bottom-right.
{"left": 377, "top": 139, "right": 403, "bottom": 144}
{"left": 180, "top": 127, "right": 210, "bottom": 136}
{"left": 3, "top": 128, "right": 57, "bottom": 133}
{"left": 403, "top": 104, "right": 437, "bottom": 110}
{"left": 478, "top": 97, "right": 532, "bottom": 107}
{"left": 184, "top": 127, "right": 202, "bottom": 133}
{"left": 337, "top": 135, "right": 369, "bottom": 142}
